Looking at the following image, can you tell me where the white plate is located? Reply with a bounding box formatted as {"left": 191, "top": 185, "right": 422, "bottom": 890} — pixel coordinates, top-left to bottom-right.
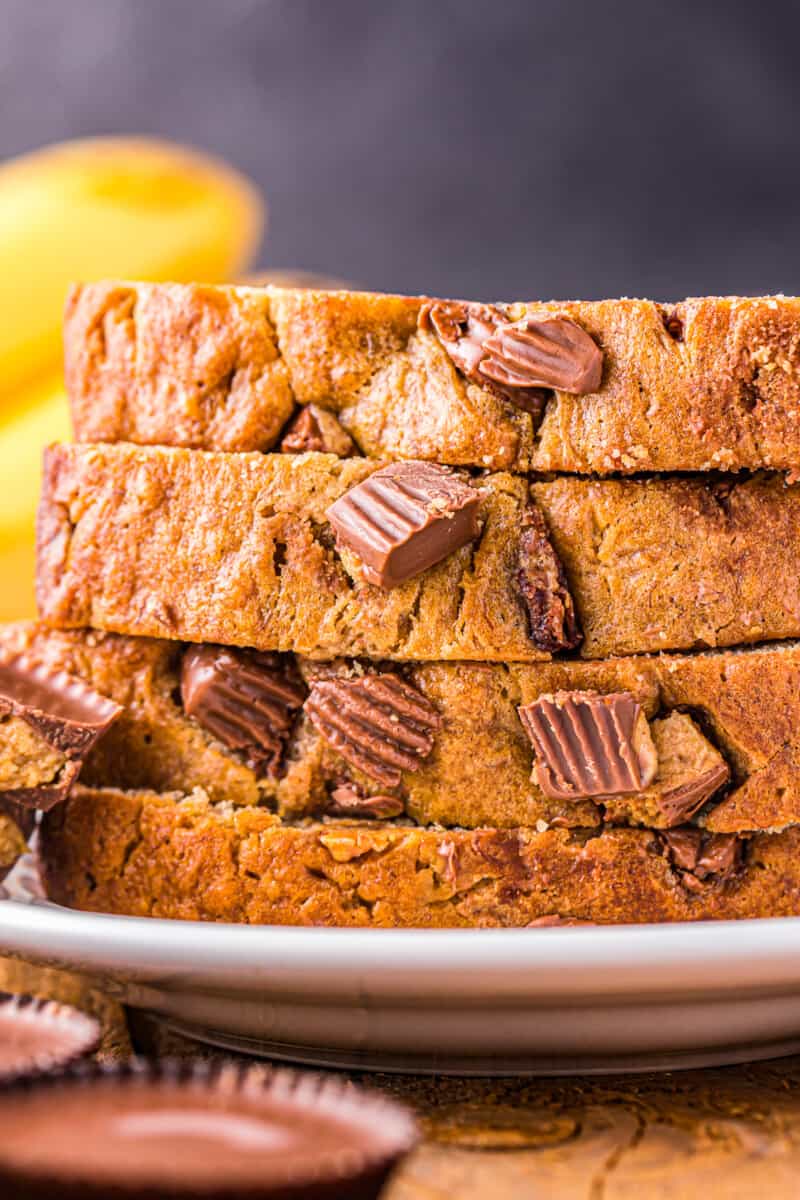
{"left": 4, "top": 871, "right": 800, "bottom": 1075}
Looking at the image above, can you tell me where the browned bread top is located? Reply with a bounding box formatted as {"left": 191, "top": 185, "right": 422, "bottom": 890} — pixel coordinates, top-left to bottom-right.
{"left": 65, "top": 283, "right": 800, "bottom": 474}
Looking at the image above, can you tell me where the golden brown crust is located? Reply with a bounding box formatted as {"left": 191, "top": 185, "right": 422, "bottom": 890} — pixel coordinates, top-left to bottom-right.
{"left": 64, "top": 283, "right": 295, "bottom": 455}
{"left": 40, "top": 787, "right": 800, "bottom": 926}
{"left": 7, "top": 623, "right": 800, "bottom": 833}
{"left": 37, "top": 444, "right": 800, "bottom": 660}
{"left": 65, "top": 284, "right": 800, "bottom": 474}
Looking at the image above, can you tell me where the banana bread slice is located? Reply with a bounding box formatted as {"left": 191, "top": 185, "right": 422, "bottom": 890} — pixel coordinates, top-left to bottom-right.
{"left": 5, "top": 623, "right": 800, "bottom": 834}
{"left": 65, "top": 282, "right": 800, "bottom": 474}
{"left": 37, "top": 444, "right": 800, "bottom": 660}
{"left": 40, "top": 786, "right": 800, "bottom": 926}
{"left": 36, "top": 445, "right": 566, "bottom": 663}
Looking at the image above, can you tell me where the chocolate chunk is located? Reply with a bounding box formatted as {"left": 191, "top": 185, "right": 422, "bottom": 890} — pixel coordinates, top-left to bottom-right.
{"left": 0, "top": 994, "right": 100, "bottom": 1082}
{"left": 325, "top": 461, "right": 480, "bottom": 588}
{"left": 518, "top": 505, "right": 582, "bottom": 652}
{"left": 0, "top": 655, "right": 121, "bottom": 811}
{"left": 0, "top": 1061, "right": 419, "bottom": 1198}
{"left": 181, "top": 645, "right": 306, "bottom": 778}
{"left": 659, "top": 763, "right": 730, "bottom": 826}
{"left": 305, "top": 673, "right": 441, "bottom": 787}
{"left": 660, "top": 829, "right": 744, "bottom": 892}
{"left": 483, "top": 316, "right": 603, "bottom": 395}
{"left": 423, "top": 301, "right": 549, "bottom": 416}
{"left": 518, "top": 690, "right": 658, "bottom": 800}
{"left": 659, "top": 303, "right": 685, "bottom": 342}
{"left": 422, "top": 300, "right": 603, "bottom": 407}
{"left": 649, "top": 712, "right": 730, "bottom": 826}
{"left": 280, "top": 404, "right": 356, "bottom": 457}
{"left": 437, "top": 837, "right": 459, "bottom": 887}
{"left": 327, "top": 783, "right": 404, "bottom": 819}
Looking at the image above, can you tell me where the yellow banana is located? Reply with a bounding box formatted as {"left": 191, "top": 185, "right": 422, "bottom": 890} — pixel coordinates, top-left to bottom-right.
{"left": 0, "top": 135, "right": 265, "bottom": 618}
{"left": 0, "top": 136, "right": 264, "bottom": 405}
{"left": 0, "top": 376, "right": 69, "bottom": 620}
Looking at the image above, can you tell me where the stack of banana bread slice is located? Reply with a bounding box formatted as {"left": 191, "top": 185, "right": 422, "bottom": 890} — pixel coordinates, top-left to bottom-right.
{"left": 8, "top": 283, "right": 800, "bottom": 926}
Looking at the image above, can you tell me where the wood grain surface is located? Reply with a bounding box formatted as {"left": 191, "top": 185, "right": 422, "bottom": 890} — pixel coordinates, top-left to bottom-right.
{"left": 3, "top": 955, "right": 797, "bottom": 1198}
{"left": 131, "top": 1010, "right": 800, "bottom": 1199}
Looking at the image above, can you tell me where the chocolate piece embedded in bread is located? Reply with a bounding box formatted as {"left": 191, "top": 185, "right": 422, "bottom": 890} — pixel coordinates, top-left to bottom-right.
{"left": 518, "top": 691, "right": 658, "bottom": 800}
{"left": 304, "top": 672, "right": 440, "bottom": 787}
{"left": 326, "top": 784, "right": 404, "bottom": 819}
{"left": 518, "top": 505, "right": 582, "bottom": 652}
{"left": 280, "top": 404, "right": 355, "bottom": 456}
{"left": 423, "top": 300, "right": 602, "bottom": 405}
{"left": 650, "top": 713, "right": 730, "bottom": 825}
{"left": 326, "top": 460, "right": 480, "bottom": 588}
{"left": 180, "top": 645, "right": 305, "bottom": 778}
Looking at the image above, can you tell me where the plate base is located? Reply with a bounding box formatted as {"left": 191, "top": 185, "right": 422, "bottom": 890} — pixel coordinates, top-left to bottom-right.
{"left": 151, "top": 1015, "right": 800, "bottom": 1077}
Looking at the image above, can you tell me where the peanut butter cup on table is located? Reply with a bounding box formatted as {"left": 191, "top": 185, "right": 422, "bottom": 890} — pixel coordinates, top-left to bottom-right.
{"left": 0, "top": 993, "right": 99, "bottom": 1081}
{"left": 0, "top": 1060, "right": 418, "bottom": 1199}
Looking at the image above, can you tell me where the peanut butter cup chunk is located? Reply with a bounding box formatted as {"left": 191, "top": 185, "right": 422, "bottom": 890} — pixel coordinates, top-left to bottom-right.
{"left": 660, "top": 829, "right": 744, "bottom": 893}
{"left": 422, "top": 301, "right": 549, "bottom": 415}
{"left": 423, "top": 299, "right": 602, "bottom": 408}
{"left": 181, "top": 646, "right": 305, "bottom": 778}
{"left": 0, "top": 1061, "right": 418, "bottom": 1198}
{"left": 280, "top": 404, "right": 355, "bottom": 457}
{"left": 326, "top": 459, "right": 480, "bottom": 588}
{"left": 519, "top": 690, "right": 658, "bottom": 800}
{"left": 327, "top": 783, "right": 404, "bottom": 819}
{"left": 305, "top": 672, "right": 441, "bottom": 787}
{"left": 482, "top": 315, "right": 602, "bottom": 395}
{"left": 649, "top": 712, "right": 730, "bottom": 825}
{"left": 0, "top": 994, "right": 99, "bottom": 1082}
{"left": 517, "top": 505, "right": 582, "bottom": 652}
{"left": 0, "top": 654, "right": 121, "bottom": 811}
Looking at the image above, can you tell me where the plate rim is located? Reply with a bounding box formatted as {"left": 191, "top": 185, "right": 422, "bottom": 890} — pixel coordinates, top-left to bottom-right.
{"left": 4, "top": 897, "right": 800, "bottom": 1001}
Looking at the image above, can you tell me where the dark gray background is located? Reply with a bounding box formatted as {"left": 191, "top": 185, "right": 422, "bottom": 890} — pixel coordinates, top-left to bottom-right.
{"left": 1, "top": 0, "right": 797, "bottom": 299}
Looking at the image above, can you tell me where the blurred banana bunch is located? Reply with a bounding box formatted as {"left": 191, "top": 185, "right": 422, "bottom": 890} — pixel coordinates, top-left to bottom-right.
{"left": 0, "top": 137, "right": 264, "bottom": 620}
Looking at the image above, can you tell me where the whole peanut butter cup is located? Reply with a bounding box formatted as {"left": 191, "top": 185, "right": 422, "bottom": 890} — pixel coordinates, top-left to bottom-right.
{"left": 0, "top": 993, "right": 100, "bottom": 1082}
{"left": 0, "top": 1059, "right": 419, "bottom": 1199}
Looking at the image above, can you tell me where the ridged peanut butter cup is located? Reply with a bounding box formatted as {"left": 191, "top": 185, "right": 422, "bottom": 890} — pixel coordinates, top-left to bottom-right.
{"left": 0, "top": 1059, "right": 419, "bottom": 1199}
{"left": 0, "top": 993, "right": 100, "bottom": 1082}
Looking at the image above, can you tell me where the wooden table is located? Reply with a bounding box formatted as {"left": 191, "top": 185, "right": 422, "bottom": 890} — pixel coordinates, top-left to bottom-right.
{"left": 4, "top": 954, "right": 800, "bottom": 1198}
